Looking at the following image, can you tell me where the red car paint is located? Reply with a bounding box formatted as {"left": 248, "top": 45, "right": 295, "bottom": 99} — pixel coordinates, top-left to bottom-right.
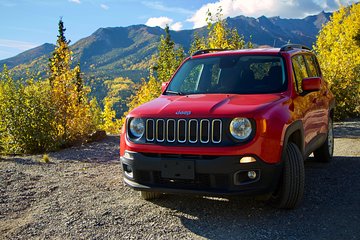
{"left": 120, "top": 46, "right": 335, "bottom": 202}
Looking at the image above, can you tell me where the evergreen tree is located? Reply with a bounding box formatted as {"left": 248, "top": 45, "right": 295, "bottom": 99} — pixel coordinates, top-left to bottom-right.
{"left": 49, "top": 18, "right": 97, "bottom": 145}
{"left": 49, "top": 18, "right": 71, "bottom": 86}
{"left": 155, "top": 25, "right": 185, "bottom": 83}
{"left": 73, "top": 63, "right": 84, "bottom": 104}
{"left": 126, "top": 26, "right": 184, "bottom": 112}
{"left": 0, "top": 19, "right": 100, "bottom": 154}
{"left": 189, "top": 32, "right": 207, "bottom": 55}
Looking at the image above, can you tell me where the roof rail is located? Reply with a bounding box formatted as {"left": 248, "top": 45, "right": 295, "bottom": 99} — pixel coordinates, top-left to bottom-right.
{"left": 280, "top": 44, "right": 311, "bottom": 51}
{"left": 192, "top": 49, "right": 229, "bottom": 57}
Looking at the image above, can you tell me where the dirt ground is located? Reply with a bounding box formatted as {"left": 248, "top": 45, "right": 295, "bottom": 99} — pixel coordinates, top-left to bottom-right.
{"left": 0, "top": 120, "right": 359, "bottom": 240}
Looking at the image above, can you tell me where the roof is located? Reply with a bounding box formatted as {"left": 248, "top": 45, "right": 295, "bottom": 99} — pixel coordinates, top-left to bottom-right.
{"left": 191, "top": 44, "right": 311, "bottom": 58}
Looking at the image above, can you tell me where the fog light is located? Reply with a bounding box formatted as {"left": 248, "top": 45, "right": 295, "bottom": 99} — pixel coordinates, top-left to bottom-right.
{"left": 240, "top": 156, "right": 256, "bottom": 164}
{"left": 123, "top": 164, "right": 133, "bottom": 178}
{"left": 248, "top": 171, "right": 257, "bottom": 179}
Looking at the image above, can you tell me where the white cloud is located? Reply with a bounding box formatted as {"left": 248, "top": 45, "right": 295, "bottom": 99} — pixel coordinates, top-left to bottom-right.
{"left": 171, "top": 22, "right": 183, "bottom": 31}
{"left": 0, "top": 39, "right": 38, "bottom": 50}
{"left": 142, "top": 1, "right": 193, "bottom": 15}
{"left": 146, "top": 17, "right": 174, "bottom": 28}
{"left": 69, "top": 0, "right": 81, "bottom": 4}
{"left": 145, "top": 17, "right": 184, "bottom": 30}
{"left": 100, "top": 4, "right": 109, "bottom": 10}
{"left": 187, "top": 0, "right": 359, "bottom": 28}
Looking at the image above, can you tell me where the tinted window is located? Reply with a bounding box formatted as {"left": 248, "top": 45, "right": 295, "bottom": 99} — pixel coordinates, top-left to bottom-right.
{"left": 304, "top": 54, "right": 320, "bottom": 77}
{"left": 166, "top": 55, "right": 287, "bottom": 95}
{"left": 292, "top": 55, "right": 308, "bottom": 93}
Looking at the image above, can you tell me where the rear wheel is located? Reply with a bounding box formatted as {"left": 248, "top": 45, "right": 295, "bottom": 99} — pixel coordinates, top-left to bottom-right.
{"left": 270, "top": 142, "right": 305, "bottom": 209}
{"left": 139, "top": 191, "right": 162, "bottom": 200}
{"left": 313, "top": 118, "right": 334, "bottom": 162}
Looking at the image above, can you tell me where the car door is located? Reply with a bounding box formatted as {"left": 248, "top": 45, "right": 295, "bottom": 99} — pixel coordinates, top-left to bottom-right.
{"left": 303, "top": 54, "right": 328, "bottom": 136}
{"left": 291, "top": 54, "right": 318, "bottom": 147}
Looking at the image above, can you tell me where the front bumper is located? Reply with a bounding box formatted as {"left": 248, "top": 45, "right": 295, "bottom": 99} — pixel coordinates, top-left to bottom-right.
{"left": 121, "top": 151, "right": 283, "bottom": 196}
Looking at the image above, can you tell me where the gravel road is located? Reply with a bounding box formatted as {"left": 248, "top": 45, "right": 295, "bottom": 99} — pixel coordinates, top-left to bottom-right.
{"left": 1, "top": 120, "right": 359, "bottom": 240}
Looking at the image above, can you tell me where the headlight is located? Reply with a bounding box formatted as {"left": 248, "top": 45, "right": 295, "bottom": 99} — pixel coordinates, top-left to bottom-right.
{"left": 129, "top": 118, "right": 145, "bottom": 139}
{"left": 230, "top": 117, "right": 252, "bottom": 140}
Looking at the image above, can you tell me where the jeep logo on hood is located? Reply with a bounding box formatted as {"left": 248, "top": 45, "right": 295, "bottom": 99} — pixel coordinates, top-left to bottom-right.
{"left": 176, "top": 111, "right": 192, "bottom": 115}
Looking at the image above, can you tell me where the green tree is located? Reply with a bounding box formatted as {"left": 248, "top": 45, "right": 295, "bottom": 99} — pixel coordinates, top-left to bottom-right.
{"left": 313, "top": 4, "right": 360, "bottom": 119}
{"left": 101, "top": 97, "right": 121, "bottom": 133}
{"left": 0, "top": 19, "right": 100, "bottom": 154}
{"left": 74, "top": 63, "right": 84, "bottom": 104}
{"left": 155, "top": 25, "right": 185, "bottom": 83}
{"left": 89, "top": 97, "right": 103, "bottom": 128}
{"left": 49, "top": 18, "right": 98, "bottom": 145}
{"left": 49, "top": 18, "right": 71, "bottom": 87}
{"left": 189, "top": 32, "right": 207, "bottom": 55}
{"left": 126, "top": 26, "right": 184, "bottom": 112}
{"left": 0, "top": 66, "right": 57, "bottom": 154}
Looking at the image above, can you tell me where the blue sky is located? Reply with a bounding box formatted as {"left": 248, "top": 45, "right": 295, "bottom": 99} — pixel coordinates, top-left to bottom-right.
{"left": 0, "top": 0, "right": 358, "bottom": 60}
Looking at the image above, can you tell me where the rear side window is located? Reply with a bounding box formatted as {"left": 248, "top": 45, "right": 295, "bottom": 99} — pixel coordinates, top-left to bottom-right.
{"left": 304, "top": 54, "right": 320, "bottom": 77}
{"left": 292, "top": 55, "right": 308, "bottom": 93}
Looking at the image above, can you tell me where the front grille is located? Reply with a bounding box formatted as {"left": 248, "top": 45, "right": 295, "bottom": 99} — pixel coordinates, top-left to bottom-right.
{"left": 145, "top": 118, "right": 223, "bottom": 144}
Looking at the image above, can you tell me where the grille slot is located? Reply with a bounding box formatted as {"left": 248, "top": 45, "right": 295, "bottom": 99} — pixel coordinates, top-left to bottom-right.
{"left": 145, "top": 118, "right": 222, "bottom": 144}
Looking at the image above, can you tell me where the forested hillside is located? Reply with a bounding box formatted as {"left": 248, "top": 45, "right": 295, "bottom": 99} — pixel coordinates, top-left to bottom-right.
{"left": 0, "top": 12, "right": 331, "bottom": 82}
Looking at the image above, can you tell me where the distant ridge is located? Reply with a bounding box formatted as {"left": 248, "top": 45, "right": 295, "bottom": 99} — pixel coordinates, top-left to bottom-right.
{"left": 0, "top": 12, "right": 331, "bottom": 82}
{"left": 0, "top": 43, "right": 55, "bottom": 70}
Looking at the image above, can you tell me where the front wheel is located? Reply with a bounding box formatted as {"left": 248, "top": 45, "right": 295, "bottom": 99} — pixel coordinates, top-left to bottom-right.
{"left": 270, "top": 142, "right": 305, "bottom": 209}
{"left": 313, "top": 118, "right": 334, "bottom": 162}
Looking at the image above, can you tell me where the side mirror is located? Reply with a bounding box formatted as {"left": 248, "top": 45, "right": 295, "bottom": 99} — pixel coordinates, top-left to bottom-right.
{"left": 161, "top": 81, "right": 169, "bottom": 93}
{"left": 302, "top": 77, "right": 321, "bottom": 92}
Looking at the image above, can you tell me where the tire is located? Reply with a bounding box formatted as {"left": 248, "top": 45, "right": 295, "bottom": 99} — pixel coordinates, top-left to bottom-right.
{"left": 270, "top": 142, "right": 305, "bottom": 209}
{"left": 313, "top": 118, "right": 334, "bottom": 162}
{"left": 139, "top": 191, "right": 162, "bottom": 200}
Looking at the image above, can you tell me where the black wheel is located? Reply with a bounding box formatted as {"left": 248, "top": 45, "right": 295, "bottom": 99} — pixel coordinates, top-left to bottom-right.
{"left": 139, "top": 191, "right": 162, "bottom": 200}
{"left": 313, "top": 118, "right": 334, "bottom": 162}
{"left": 270, "top": 143, "right": 305, "bottom": 209}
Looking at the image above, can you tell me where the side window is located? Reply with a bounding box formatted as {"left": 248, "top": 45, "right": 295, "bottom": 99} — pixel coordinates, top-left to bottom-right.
{"left": 292, "top": 55, "right": 308, "bottom": 93}
{"left": 304, "top": 54, "right": 320, "bottom": 77}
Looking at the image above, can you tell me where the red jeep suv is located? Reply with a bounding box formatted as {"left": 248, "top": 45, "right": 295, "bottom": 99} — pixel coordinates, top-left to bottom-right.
{"left": 120, "top": 44, "right": 335, "bottom": 209}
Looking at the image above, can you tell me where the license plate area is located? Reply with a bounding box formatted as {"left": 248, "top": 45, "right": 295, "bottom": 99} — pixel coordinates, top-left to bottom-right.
{"left": 161, "top": 159, "right": 195, "bottom": 180}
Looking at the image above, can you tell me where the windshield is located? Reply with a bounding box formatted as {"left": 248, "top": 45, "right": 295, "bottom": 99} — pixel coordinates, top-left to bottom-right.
{"left": 166, "top": 55, "right": 287, "bottom": 95}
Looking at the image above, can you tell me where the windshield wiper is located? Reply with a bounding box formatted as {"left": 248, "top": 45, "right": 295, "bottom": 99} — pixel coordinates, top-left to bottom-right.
{"left": 165, "top": 90, "right": 184, "bottom": 95}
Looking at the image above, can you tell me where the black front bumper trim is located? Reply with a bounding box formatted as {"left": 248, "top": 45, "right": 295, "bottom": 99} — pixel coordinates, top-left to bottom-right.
{"left": 121, "top": 152, "right": 283, "bottom": 196}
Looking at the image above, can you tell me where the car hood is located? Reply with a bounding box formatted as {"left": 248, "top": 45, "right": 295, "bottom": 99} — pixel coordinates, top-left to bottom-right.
{"left": 129, "top": 93, "right": 288, "bottom": 118}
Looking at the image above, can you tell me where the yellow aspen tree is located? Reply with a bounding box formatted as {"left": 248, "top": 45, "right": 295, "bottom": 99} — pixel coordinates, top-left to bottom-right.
{"left": 102, "top": 97, "right": 120, "bottom": 133}
{"left": 49, "top": 19, "right": 97, "bottom": 145}
{"left": 314, "top": 3, "right": 360, "bottom": 119}
{"left": 206, "top": 8, "right": 246, "bottom": 50}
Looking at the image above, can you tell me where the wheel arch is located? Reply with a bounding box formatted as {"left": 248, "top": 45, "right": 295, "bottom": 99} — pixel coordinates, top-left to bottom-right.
{"left": 282, "top": 120, "right": 305, "bottom": 160}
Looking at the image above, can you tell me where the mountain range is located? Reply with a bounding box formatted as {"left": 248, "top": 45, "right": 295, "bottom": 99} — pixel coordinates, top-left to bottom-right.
{"left": 0, "top": 11, "right": 331, "bottom": 84}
